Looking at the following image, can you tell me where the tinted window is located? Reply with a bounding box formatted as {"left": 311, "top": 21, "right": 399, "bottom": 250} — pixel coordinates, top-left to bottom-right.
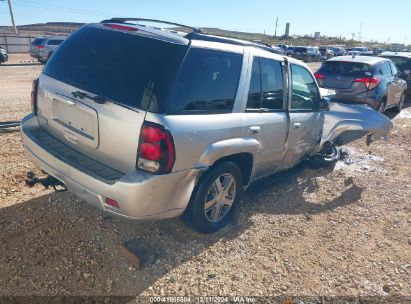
{"left": 168, "top": 48, "right": 242, "bottom": 113}
{"left": 291, "top": 64, "right": 319, "bottom": 110}
{"left": 319, "top": 61, "right": 371, "bottom": 76}
{"left": 246, "top": 58, "right": 262, "bottom": 109}
{"left": 381, "top": 62, "right": 392, "bottom": 76}
{"left": 44, "top": 26, "right": 188, "bottom": 112}
{"left": 246, "top": 57, "right": 284, "bottom": 111}
{"left": 260, "top": 58, "right": 283, "bottom": 110}
{"left": 47, "top": 39, "right": 63, "bottom": 46}
{"left": 382, "top": 56, "right": 411, "bottom": 70}
{"left": 32, "top": 38, "right": 45, "bottom": 45}
{"left": 389, "top": 62, "right": 398, "bottom": 76}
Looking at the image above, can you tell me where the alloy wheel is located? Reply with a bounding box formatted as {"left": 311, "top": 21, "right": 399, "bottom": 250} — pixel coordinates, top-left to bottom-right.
{"left": 204, "top": 173, "right": 236, "bottom": 223}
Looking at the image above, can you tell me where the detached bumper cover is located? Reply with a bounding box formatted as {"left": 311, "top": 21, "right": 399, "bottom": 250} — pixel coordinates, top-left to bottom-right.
{"left": 321, "top": 102, "right": 393, "bottom": 146}
{"left": 21, "top": 114, "right": 200, "bottom": 220}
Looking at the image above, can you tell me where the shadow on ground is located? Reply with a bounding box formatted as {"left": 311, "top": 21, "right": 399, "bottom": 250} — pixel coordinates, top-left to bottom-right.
{"left": 0, "top": 162, "right": 363, "bottom": 297}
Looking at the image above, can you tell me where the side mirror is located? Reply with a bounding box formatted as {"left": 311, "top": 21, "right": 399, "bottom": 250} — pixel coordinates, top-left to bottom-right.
{"left": 317, "top": 97, "right": 330, "bottom": 111}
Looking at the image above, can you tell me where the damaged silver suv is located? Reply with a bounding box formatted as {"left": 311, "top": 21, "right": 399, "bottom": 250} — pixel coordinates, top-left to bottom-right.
{"left": 21, "top": 18, "right": 392, "bottom": 233}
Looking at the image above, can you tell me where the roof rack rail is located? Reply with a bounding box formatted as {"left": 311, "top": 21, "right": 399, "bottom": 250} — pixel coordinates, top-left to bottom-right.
{"left": 101, "top": 18, "right": 202, "bottom": 33}
{"left": 185, "top": 32, "right": 277, "bottom": 54}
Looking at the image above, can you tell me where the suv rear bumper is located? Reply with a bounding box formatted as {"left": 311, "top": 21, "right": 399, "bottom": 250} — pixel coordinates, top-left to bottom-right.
{"left": 21, "top": 114, "right": 200, "bottom": 220}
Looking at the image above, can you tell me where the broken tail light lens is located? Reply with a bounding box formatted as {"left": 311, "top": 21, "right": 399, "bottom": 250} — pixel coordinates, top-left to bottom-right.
{"left": 137, "top": 122, "right": 175, "bottom": 174}
{"left": 31, "top": 78, "right": 39, "bottom": 114}
{"left": 353, "top": 77, "right": 380, "bottom": 90}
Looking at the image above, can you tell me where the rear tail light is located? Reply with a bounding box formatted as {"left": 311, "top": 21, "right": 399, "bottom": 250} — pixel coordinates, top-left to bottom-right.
{"left": 353, "top": 77, "right": 380, "bottom": 90}
{"left": 137, "top": 122, "right": 175, "bottom": 174}
{"left": 31, "top": 78, "right": 39, "bottom": 114}
{"left": 105, "top": 198, "right": 120, "bottom": 208}
{"left": 104, "top": 24, "right": 138, "bottom": 31}
{"left": 36, "top": 45, "right": 45, "bottom": 49}
{"left": 314, "top": 72, "right": 325, "bottom": 80}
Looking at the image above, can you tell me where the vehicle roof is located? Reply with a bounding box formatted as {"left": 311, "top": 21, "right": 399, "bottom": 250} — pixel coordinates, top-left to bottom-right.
{"left": 380, "top": 51, "right": 411, "bottom": 58}
{"left": 90, "top": 21, "right": 305, "bottom": 64}
{"left": 326, "top": 55, "right": 386, "bottom": 64}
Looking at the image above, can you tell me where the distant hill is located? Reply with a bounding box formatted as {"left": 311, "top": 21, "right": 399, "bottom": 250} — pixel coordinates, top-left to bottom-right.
{"left": 1, "top": 22, "right": 406, "bottom": 49}
{"left": 0, "top": 22, "right": 265, "bottom": 39}
{"left": 0, "top": 22, "right": 84, "bottom": 35}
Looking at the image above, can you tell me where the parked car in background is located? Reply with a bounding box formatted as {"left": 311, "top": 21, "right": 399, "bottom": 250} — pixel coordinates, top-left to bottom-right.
{"left": 372, "top": 48, "right": 383, "bottom": 55}
{"left": 293, "top": 46, "right": 322, "bottom": 62}
{"left": 271, "top": 46, "right": 285, "bottom": 55}
{"left": 0, "top": 46, "right": 8, "bottom": 64}
{"left": 331, "top": 47, "right": 346, "bottom": 56}
{"left": 285, "top": 46, "right": 295, "bottom": 57}
{"left": 21, "top": 18, "right": 392, "bottom": 233}
{"left": 277, "top": 44, "right": 288, "bottom": 51}
{"left": 351, "top": 47, "right": 369, "bottom": 53}
{"left": 380, "top": 51, "right": 411, "bottom": 96}
{"left": 315, "top": 56, "right": 407, "bottom": 112}
{"left": 347, "top": 50, "right": 361, "bottom": 56}
{"left": 30, "top": 36, "right": 67, "bottom": 64}
{"left": 319, "top": 47, "right": 334, "bottom": 60}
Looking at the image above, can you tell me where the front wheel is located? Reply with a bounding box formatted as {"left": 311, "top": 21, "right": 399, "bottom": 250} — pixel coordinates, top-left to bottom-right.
{"left": 306, "top": 142, "right": 340, "bottom": 169}
{"left": 183, "top": 161, "right": 243, "bottom": 234}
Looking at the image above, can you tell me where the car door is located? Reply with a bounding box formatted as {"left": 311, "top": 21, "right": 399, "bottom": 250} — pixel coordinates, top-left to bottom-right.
{"left": 389, "top": 61, "right": 404, "bottom": 104}
{"left": 381, "top": 61, "right": 396, "bottom": 106}
{"left": 278, "top": 63, "right": 324, "bottom": 171}
{"left": 242, "top": 55, "right": 288, "bottom": 178}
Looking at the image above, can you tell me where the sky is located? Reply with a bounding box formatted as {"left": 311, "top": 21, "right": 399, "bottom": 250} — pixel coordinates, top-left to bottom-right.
{"left": 0, "top": 0, "right": 410, "bottom": 44}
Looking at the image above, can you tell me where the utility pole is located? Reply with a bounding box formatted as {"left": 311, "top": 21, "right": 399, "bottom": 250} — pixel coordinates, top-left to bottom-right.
{"left": 274, "top": 17, "right": 278, "bottom": 38}
{"left": 357, "top": 22, "right": 362, "bottom": 42}
{"left": 7, "top": 0, "right": 18, "bottom": 34}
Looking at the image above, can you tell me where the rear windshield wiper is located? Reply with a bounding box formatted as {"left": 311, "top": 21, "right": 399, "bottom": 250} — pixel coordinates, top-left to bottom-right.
{"left": 71, "top": 90, "right": 107, "bottom": 104}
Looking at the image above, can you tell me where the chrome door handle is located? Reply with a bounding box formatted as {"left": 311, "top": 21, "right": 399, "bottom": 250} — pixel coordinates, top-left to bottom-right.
{"left": 248, "top": 126, "right": 261, "bottom": 135}
{"left": 293, "top": 122, "right": 302, "bottom": 129}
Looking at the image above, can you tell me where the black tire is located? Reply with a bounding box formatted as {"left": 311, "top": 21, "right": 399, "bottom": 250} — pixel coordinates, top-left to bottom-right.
{"left": 182, "top": 161, "right": 243, "bottom": 234}
{"left": 306, "top": 142, "right": 340, "bottom": 169}
{"left": 377, "top": 99, "right": 386, "bottom": 113}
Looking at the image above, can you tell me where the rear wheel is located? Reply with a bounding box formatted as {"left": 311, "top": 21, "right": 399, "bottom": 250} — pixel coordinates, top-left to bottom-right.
{"left": 183, "top": 161, "right": 243, "bottom": 234}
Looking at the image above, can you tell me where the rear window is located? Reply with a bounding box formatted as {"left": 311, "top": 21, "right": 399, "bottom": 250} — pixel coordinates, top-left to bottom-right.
{"left": 44, "top": 26, "right": 188, "bottom": 112}
{"left": 168, "top": 48, "right": 242, "bottom": 114}
{"left": 47, "top": 39, "right": 63, "bottom": 46}
{"left": 32, "top": 38, "right": 45, "bottom": 45}
{"left": 381, "top": 56, "right": 411, "bottom": 70}
{"left": 319, "top": 61, "right": 372, "bottom": 76}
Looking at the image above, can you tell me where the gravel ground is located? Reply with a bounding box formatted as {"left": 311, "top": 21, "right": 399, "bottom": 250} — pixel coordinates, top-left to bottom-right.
{"left": 0, "top": 55, "right": 410, "bottom": 301}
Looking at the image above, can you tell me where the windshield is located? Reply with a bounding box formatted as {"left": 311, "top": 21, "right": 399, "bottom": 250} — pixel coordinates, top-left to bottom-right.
{"left": 43, "top": 26, "right": 188, "bottom": 112}
{"left": 381, "top": 56, "right": 411, "bottom": 70}
{"left": 319, "top": 61, "right": 372, "bottom": 76}
{"left": 32, "top": 38, "right": 45, "bottom": 45}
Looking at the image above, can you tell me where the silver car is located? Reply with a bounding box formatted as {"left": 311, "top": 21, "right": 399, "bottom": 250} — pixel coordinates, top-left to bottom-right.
{"left": 29, "top": 36, "right": 67, "bottom": 64}
{"left": 21, "top": 19, "right": 392, "bottom": 233}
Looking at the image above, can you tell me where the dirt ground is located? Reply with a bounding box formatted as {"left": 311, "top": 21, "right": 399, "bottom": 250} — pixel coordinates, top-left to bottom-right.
{"left": 0, "top": 54, "right": 410, "bottom": 301}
